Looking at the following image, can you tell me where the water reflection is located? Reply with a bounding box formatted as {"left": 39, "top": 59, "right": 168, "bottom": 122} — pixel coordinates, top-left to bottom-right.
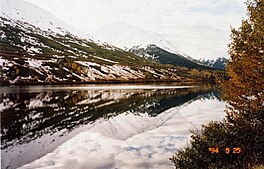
{"left": 1, "top": 84, "right": 220, "bottom": 169}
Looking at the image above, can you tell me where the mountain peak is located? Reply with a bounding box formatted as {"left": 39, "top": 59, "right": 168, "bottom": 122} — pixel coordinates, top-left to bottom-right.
{"left": 0, "top": 0, "right": 90, "bottom": 39}
{"left": 93, "top": 22, "right": 186, "bottom": 55}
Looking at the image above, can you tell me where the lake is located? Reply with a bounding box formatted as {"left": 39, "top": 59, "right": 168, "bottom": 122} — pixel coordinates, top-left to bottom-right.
{"left": 0, "top": 84, "right": 226, "bottom": 169}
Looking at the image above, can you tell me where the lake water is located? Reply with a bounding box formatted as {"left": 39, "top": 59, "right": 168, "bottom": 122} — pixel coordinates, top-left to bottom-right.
{"left": 0, "top": 84, "right": 226, "bottom": 169}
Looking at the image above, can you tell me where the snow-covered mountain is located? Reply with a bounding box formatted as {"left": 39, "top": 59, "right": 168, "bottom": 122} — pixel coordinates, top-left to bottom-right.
{"left": 93, "top": 22, "right": 187, "bottom": 56}
{"left": 129, "top": 44, "right": 215, "bottom": 70}
{"left": 0, "top": 0, "right": 202, "bottom": 85}
{"left": 199, "top": 57, "right": 229, "bottom": 70}
{"left": 0, "top": 0, "right": 89, "bottom": 38}
{"left": 92, "top": 22, "right": 212, "bottom": 69}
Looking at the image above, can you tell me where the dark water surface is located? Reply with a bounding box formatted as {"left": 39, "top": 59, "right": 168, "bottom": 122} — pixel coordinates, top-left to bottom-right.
{"left": 1, "top": 84, "right": 225, "bottom": 169}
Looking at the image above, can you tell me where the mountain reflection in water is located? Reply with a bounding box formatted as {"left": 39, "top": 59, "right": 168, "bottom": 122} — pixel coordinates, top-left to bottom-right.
{"left": 1, "top": 84, "right": 223, "bottom": 169}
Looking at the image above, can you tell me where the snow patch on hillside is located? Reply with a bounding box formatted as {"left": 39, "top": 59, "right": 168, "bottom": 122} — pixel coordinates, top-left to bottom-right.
{"left": 0, "top": 57, "right": 5, "bottom": 66}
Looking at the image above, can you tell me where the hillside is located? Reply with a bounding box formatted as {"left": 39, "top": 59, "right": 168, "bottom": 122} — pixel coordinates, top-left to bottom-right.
{"left": 0, "top": 16, "right": 200, "bottom": 85}
{"left": 0, "top": 0, "right": 217, "bottom": 85}
{"left": 129, "top": 45, "right": 216, "bottom": 70}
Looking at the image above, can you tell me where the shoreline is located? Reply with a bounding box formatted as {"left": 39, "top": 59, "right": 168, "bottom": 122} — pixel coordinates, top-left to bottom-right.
{"left": 0, "top": 79, "right": 215, "bottom": 87}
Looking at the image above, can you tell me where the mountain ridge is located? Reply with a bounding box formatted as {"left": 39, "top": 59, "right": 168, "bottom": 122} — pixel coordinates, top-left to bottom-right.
{"left": 93, "top": 22, "right": 188, "bottom": 56}
{"left": 93, "top": 22, "right": 217, "bottom": 70}
{"left": 198, "top": 57, "right": 229, "bottom": 70}
{"left": 129, "top": 44, "right": 216, "bottom": 70}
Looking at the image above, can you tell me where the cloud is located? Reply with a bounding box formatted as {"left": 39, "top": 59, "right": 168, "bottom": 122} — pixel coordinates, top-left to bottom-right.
{"left": 25, "top": 0, "right": 246, "bottom": 59}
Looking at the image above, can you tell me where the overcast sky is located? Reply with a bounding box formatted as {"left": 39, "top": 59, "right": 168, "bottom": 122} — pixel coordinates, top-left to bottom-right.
{"left": 25, "top": 0, "right": 247, "bottom": 60}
